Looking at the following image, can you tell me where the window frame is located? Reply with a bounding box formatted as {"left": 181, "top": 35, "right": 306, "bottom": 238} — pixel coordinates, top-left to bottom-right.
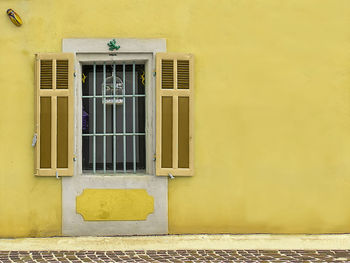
{"left": 81, "top": 62, "right": 147, "bottom": 174}
{"left": 62, "top": 38, "right": 167, "bottom": 177}
{"left": 76, "top": 54, "right": 154, "bottom": 176}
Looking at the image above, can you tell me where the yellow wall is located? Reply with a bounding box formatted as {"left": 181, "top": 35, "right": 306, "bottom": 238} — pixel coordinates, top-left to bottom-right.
{"left": 1, "top": 0, "right": 350, "bottom": 237}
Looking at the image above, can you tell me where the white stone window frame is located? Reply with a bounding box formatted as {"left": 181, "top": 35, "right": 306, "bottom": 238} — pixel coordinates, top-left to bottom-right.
{"left": 61, "top": 39, "right": 168, "bottom": 236}
{"left": 63, "top": 38, "right": 166, "bottom": 176}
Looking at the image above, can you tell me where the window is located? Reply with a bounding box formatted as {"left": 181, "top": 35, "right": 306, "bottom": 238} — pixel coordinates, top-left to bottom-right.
{"left": 34, "top": 39, "right": 194, "bottom": 177}
{"left": 81, "top": 63, "right": 146, "bottom": 174}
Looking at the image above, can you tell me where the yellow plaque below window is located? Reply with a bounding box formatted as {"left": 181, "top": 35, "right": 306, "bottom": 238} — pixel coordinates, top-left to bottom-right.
{"left": 76, "top": 189, "right": 154, "bottom": 221}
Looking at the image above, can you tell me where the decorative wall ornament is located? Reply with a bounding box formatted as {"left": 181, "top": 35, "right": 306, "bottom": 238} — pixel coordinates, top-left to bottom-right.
{"left": 102, "top": 74, "right": 124, "bottom": 105}
{"left": 140, "top": 70, "right": 145, "bottom": 85}
{"left": 107, "top": 39, "right": 120, "bottom": 51}
{"left": 6, "top": 9, "right": 22, "bottom": 26}
{"left": 76, "top": 189, "right": 154, "bottom": 221}
{"left": 82, "top": 73, "right": 87, "bottom": 83}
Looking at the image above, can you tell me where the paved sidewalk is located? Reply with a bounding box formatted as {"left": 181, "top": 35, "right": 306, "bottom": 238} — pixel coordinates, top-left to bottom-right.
{"left": 1, "top": 249, "right": 350, "bottom": 262}
{"left": 1, "top": 235, "right": 350, "bottom": 262}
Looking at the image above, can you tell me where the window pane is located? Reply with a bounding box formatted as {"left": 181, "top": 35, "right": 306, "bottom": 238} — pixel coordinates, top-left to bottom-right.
{"left": 126, "top": 135, "right": 133, "bottom": 170}
{"left": 116, "top": 135, "right": 123, "bottom": 170}
{"left": 161, "top": 96, "right": 173, "bottom": 168}
{"left": 40, "top": 97, "right": 51, "bottom": 168}
{"left": 125, "top": 97, "right": 133, "bottom": 133}
{"left": 124, "top": 64, "right": 145, "bottom": 95}
{"left": 136, "top": 135, "right": 146, "bottom": 170}
{"left": 82, "top": 65, "right": 93, "bottom": 96}
{"left": 82, "top": 98, "right": 93, "bottom": 134}
{"left": 125, "top": 65, "right": 134, "bottom": 95}
{"left": 135, "top": 97, "right": 145, "bottom": 133}
{"left": 57, "top": 97, "right": 68, "bottom": 168}
{"left": 125, "top": 135, "right": 145, "bottom": 171}
{"left": 56, "top": 60, "right": 69, "bottom": 89}
{"left": 178, "top": 97, "right": 189, "bottom": 168}
{"left": 96, "top": 136, "right": 103, "bottom": 169}
{"left": 136, "top": 64, "right": 145, "bottom": 95}
{"left": 40, "top": 60, "right": 52, "bottom": 89}
{"left": 82, "top": 136, "right": 91, "bottom": 171}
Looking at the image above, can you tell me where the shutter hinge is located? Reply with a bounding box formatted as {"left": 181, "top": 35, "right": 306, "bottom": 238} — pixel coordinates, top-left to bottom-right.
{"left": 73, "top": 72, "right": 76, "bottom": 77}
{"left": 56, "top": 171, "right": 60, "bottom": 179}
{"left": 153, "top": 71, "right": 156, "bottom": 77}
{"left": 168, "top": 173, "right": 174, "bottom": 179}
{"left": 31, "top": 133, "right": 37, "bottom": 147}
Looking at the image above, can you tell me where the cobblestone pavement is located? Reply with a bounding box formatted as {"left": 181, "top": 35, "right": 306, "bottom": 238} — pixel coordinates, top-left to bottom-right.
{"left": 1, "top": 250, "right": 350, "bottom": 262}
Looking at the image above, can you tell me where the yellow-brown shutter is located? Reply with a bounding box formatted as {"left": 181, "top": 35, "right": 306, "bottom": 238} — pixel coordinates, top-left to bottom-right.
{"left": 156, "top": 53, "right": 194, "bottom": 176}
{"left": 34, "top": 53, "right": 74, "bottom": 176}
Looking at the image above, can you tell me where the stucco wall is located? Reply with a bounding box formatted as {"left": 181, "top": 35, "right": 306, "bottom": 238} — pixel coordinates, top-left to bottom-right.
{"left": 1, "top": 0, "right": 350, "bottom": 237}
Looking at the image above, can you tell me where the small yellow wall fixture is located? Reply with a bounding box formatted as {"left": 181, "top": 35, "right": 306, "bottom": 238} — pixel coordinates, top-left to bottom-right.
{"left": 76, "top": 189, "right": 154, "bottom": 221}
{"left": 6, "top": 9, "right": 22, "bottom": 26}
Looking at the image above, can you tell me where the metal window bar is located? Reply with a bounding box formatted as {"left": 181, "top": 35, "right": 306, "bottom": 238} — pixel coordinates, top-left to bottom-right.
{"left": 123, "top": 63, "right": 126, "bottom": 173}
{"left": 93, "top": 63, "right": 96, "bottom": 173}
{"left": 113, "top": 63, "right": 116, "bottom": 173}
{"left": 84, "top": 63, "right": 146, "bottom": 174}
{"left": 132, "top": 63, "right": 136, "bottom": 173}
{"left": 103, "top": 63, "right": 106, "bottom": 173}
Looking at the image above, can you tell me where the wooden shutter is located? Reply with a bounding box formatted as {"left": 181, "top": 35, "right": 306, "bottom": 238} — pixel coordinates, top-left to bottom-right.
{"left": 156, "top": 53, "right": 194, "bottom": 176}
{"left": 34, "top": 53, "right": 74, "bottom": 176}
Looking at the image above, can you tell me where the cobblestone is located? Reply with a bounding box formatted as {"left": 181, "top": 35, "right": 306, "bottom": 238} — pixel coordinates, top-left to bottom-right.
{"left": 0, "top": 250, "right": 349, "bottom": 262}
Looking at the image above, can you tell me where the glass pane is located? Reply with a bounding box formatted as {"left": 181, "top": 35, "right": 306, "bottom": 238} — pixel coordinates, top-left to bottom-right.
{"left": 82, "top": 98, "right": 93, "bottom": 134}
{"left": 115, "top": 100, "right": 123, "bottom": 133}
{"left": 136, "top": 135, "right": 146, "bottom": 170}
{"left": 106, "top": 135, "right": 113, "bottom": 170}
{"left": 82, "top": 65, "right": 93, "bottom": 96}
{"left": 125, "top": 64, "right": 134, "bottom": 95}
{"left": 124, "top": 64, "right": 145, "bottom": 95}
{"left": 125, "top": 97, "right": 133, "bottom": 133}
{"left": 116, "top": 135, "right": 124, "bottom": 171}
{"left": 56, "top": 60, "right": 69, "bottom": 89}
{"left": 57, "top": 97, "right": 68, "bottom": 168}
{"left": 136, "top": 64, "right": 145, "bottom": 95}
{"left": 161, "top": 60, "right": 174, "bottom": 89}
{"left": 40, "top": 97, "right": 51, "bottom": 168}
{"left": 135, "top": 97, "right": 145, "bottom": 133}
{"left": 126, "top": 135, "right": 133, "bottom": 170}
{"left": 40, "top": 60, "right": 52, "bottom": 89}
{"left": 177, "top": 60, "right": 190, "bottom": 89}
{"left": 161, "top": 96, "right": 173, "bottom": 168}
{"left": 82, "top": 136, "right": 91, "bottom": 171}
{"left": 178, "top": 97, "right": 189, "bottom": 168}
{"left": 96, "top": 98, "right": 122, "bottom": 134}
{"left": 96, "top": 136, "right": 103, "bottom": 169}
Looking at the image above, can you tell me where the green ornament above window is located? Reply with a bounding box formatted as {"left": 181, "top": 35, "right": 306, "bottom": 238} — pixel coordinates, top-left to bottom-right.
{"left": 107, "top": 39, "right": 120, "bottom": 51}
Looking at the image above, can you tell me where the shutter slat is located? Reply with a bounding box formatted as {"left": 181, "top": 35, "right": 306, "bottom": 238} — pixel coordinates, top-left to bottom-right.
{"left": 40, "top": 60, "right": 53, "bottom": 89}
{"left": 56, "top": 60, "right": 69, "bottom": 89}
{"left": 161, "top": 60, "right": 174, "bottom": 89}
{"left": 177, "top": 60, "right": 189, "bottom": 89}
